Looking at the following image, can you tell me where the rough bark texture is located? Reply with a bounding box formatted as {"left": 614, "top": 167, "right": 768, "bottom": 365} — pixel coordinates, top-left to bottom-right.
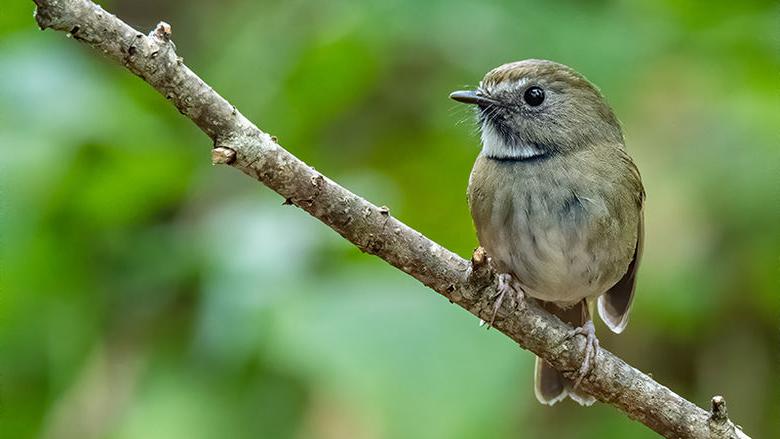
{"left": 32, "top": 1, "right": 751, "bottom": 438}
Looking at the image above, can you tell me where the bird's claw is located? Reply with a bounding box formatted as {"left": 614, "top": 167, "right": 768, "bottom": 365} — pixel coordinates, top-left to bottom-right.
{"left": 484, "top": 273, "right": 523, "bottom": 329}
{"left": 566, "top": 319, "right": 599, "bottom": 388}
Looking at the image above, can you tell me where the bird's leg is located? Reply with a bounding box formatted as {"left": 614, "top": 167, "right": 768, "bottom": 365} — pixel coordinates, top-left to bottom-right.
{"left": 480, "top": 273, "right": 524, "bottom": 329}
{"left": 567, "top": 302, "right": 599, "bottom": 388}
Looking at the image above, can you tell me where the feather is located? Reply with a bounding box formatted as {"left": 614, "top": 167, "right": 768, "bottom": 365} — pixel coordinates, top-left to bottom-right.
{"left": 598, "top": 215, "right": 644, "bottom": 334}
{"left": 534, "top": 300, "right": 597, "bottom": 406}
{"left": 534, "top": 357, "right": 567, "bottom": 405}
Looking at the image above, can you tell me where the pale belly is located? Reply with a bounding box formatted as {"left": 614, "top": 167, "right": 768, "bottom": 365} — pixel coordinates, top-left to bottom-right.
{"left": 483, "top": 207, "right": 619, "bottom": 305}
{"left": 468, "top": 155, "right": 638, "bottom": 307}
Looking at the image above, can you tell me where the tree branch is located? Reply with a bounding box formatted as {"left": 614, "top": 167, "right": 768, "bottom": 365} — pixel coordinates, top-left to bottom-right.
{"left": 31, "top": 1, "right": 750, "bottom": 437}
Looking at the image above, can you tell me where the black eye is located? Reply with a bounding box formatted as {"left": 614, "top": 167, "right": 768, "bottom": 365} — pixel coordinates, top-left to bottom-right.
{"left": 523, "top": 86, "right": 545, "bottom": 106}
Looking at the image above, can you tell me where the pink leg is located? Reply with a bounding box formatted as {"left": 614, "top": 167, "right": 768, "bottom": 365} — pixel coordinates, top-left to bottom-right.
{"left": 568, "top": 308, "right": 600, "bottom": 388}
{"left": 483, "top": 273, "right": 523, "bottom": 329}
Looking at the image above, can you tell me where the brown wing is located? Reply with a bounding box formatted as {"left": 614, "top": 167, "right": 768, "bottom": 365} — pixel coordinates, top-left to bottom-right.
{"left": 597, "top": 213, "right": 643, "bottom": 334}
{"left": 597, "top": 148, "right": 644, "bottom": 334}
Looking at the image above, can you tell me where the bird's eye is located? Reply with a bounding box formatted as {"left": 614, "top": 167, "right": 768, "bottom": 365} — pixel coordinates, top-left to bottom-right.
{"left": 523, "top": 86, "right": 545, "bottom": 106}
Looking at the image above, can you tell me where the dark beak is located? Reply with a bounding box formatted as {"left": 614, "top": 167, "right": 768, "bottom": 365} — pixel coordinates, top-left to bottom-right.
{"left": 449, "top": 90, "right": 496, "bottom": 106}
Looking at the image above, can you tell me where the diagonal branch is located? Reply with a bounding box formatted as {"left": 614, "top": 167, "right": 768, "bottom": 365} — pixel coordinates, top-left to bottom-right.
{"left": 31, "top": 1, "right": 750, "bottom": 438}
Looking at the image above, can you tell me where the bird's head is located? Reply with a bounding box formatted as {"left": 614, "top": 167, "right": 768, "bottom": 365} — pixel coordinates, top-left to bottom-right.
{"left": 451, "top": 59, "right": 623, "bottom": 160}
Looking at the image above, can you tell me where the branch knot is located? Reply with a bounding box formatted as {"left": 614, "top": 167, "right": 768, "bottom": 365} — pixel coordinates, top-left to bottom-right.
{"left": 211, "top": 147, "right": 236, "bottom": 165}
{"left": 151, "top": 21, "right": 172, "bottom": 41}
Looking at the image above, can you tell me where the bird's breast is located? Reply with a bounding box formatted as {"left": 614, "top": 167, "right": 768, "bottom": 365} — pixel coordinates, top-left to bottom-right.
{"left": 468, "top": 153, "right": 637, "bottom": 305}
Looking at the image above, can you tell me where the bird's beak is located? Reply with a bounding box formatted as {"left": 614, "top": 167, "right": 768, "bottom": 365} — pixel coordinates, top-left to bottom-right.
{"left": 449, "top": 90, "right": 496, "bottom": 106}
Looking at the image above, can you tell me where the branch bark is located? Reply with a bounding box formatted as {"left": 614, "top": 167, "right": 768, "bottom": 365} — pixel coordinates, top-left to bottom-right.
{"left": 31, "top": 1, "right": 750, "bottom": 438}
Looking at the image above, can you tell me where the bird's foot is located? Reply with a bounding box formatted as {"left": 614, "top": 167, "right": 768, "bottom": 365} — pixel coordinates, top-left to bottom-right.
{"left": 480, "top": 273, "right": 523, "bottom": 329}
{"left": 567, "top": 318, "right": 599, "bottom": 388}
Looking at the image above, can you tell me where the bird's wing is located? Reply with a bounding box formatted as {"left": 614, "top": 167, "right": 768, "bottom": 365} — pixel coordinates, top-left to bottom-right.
{"left": 597, "top": 209, "right": 644, "bottom": 334}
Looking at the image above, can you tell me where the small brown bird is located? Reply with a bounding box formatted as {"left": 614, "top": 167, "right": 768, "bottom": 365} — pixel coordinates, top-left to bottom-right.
{"left": 451, "top": 60, "right": 644, "bottom": 406}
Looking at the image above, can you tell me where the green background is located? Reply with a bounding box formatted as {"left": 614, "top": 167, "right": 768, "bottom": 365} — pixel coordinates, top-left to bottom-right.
{"left": 1, "top": 0, "right": 778, "bottom": 438}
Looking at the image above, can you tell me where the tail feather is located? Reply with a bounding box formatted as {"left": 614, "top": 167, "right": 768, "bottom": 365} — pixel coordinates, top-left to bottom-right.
{"left": 566, "top": 380, "right": 596, "bottom": 406}
{"left": 533, "top": 300, "right": 596, "bottom": 406}
{"left": 534, "top": 357, "right": 566, "bottom": 405}
{"left": 534, "top": 357, "right": 596, "bottom": 406}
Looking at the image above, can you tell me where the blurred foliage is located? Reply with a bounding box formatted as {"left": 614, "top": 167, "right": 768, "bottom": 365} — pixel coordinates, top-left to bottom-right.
{"left": 1, "top": 0, "right": 779, "bottom": 438}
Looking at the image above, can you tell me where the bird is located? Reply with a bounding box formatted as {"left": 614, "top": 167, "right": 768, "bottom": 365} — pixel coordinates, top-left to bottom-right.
{"left": 450, "top": 59, "right": 644, "bottom": 406}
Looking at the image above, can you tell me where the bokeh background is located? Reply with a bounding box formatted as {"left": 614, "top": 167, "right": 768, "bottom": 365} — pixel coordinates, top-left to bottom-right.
{"left": 1, "top": 0, "right": 778, "bottom": 438}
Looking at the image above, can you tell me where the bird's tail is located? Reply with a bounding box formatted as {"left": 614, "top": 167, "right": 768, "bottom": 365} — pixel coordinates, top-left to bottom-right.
{"left": 533, "top": 300, "right": 596, "bottom": 406}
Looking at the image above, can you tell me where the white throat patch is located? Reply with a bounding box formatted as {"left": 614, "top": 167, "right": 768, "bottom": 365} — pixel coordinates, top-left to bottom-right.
{"left": 480, "top": 122, "right": 545, "bottom": 160}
